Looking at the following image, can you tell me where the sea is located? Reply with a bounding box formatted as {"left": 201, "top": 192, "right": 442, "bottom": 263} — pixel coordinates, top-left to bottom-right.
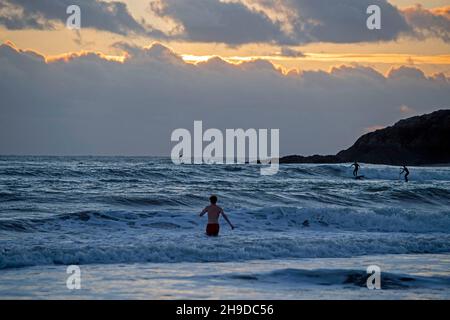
{"left": 0, "top": 156, "right": 449, "bottom": 299}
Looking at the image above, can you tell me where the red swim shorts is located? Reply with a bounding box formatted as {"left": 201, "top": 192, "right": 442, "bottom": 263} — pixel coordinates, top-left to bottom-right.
{"left": 206, "top": 223, "right": 220, "bottom": 236}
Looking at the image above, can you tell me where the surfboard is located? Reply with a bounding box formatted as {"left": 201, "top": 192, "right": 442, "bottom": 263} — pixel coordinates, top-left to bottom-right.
{"left": 355, "top": 175, "right": 365, "bottom": 180}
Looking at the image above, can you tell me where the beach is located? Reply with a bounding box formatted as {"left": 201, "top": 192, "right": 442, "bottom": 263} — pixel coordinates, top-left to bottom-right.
{"left": 1, "top": 254, "right": 449, "bottom": 299}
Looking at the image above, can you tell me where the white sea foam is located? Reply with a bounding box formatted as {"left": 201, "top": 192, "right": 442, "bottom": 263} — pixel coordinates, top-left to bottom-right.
{"left": 1, "top": 157, "right": 449, "bottom": 270}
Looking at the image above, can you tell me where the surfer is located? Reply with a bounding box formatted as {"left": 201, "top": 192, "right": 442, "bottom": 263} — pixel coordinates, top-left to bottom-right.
{"left": 351, "top": 161, "right": 360, "bottom": 177}
{"left": 400, "top": 165, "right": 410, "bottom": 182}
{"left": 199, "top": 195, "right": 234, "bottom": 236}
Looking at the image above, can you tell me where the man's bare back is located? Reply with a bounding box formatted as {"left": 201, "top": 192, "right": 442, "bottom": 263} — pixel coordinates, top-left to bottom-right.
{"left": 201, "top": 204, "right": 223, "bottom": 224}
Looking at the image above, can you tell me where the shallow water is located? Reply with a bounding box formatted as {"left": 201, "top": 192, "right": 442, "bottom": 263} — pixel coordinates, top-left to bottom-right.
{"left": 0, "top": 254, "right": 448, "bottom": 299}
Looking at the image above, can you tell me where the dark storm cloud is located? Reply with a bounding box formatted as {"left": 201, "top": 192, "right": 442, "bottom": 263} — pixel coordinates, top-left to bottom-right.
{"left": 1, "top": 0, "right": 449, "bottom": 44}
{"left": 0, "top": 0, "right": 164, "bottom": 36}
{"left": 148, "top": 0, "right": 413, "bottom": 45}
{"left": 150, "top": 0, "right": 289, "bottom": 45}
{"left": 403, "top": 5, "right": 450, "bottom": 43}
{"left": 0, "top": 0, "right": 52, "bottom": 30}
{"left": 284, "top": 0, "right": 411, "bottom": 43}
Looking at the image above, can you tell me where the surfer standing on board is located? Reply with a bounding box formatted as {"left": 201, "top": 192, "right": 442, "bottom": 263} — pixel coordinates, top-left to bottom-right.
{"left": 351, "top": 161, "right": 360, "bottom": 177}
{"left": 400, "top": 165, "right": 410, "bottom": 182}
{"left": 200, "top": 195, "right": 234, "bottom": 236}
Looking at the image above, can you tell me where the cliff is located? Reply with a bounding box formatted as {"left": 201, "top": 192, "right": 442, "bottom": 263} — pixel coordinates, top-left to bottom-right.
{"left": 280, "top": 109, "right": 450, "bottom": 165}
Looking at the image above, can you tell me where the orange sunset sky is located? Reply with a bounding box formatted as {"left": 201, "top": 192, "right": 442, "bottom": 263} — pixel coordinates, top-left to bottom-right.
{"left": 1, "top": 0, "right": 449, "bottom": 76}
{"left": 1, "top": 0, "right": 449, "bottom": 156}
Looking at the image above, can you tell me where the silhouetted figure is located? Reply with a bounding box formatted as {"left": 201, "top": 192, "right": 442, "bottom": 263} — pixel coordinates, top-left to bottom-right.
{"left": 351, "top": 161, "right": 360, "bottom": 177}
{"left": 400, "top": 165, "right": 409, "bottom": 182}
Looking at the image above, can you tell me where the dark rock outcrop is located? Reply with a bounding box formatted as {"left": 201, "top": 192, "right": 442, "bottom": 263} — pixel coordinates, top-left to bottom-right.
{"left": 280, "top": 109, "right": 450, "bottom": 165}
{"left": 279, "top": 154, "right": 341, "bottom": 164}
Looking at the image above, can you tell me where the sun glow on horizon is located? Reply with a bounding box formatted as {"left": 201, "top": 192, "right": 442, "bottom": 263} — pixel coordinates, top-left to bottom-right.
{"left": 3, "top": 39, "right": 450, "bottom": 77}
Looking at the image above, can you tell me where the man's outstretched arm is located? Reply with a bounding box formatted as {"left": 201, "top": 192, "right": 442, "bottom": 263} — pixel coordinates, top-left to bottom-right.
{"left": 221, "top": 211, "right": 235, "bottom": 229}
{"left": 199, "top": 207, "right": 207, "bottom": 217}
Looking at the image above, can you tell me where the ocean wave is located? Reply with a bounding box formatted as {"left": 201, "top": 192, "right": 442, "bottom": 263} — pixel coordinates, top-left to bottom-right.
{"left": 388, "top": 187, "right": 450, "bottom": 203}
{"left": 240, "top": 206, "right": 450, "bottom": 233}
{"left": 1, "top": 205, "right": 449, "bottom": 234}
{"left": 1, "top": 233, "right": 449, "bottom": 269}
{"left": 276, "top": 163, "right": 450, "bottom": 181}
{"left": 106, "top": 195, "right": 189, "bottom": 207}
{"left": 224, "top": 268, "right": 450, "bottom": 290}
{"left": 0, "top": 191, "right": 23, "bottom": 202}
{"left": 1, "top": 158, "right": 450, "bottom": 271}
{"left": 2, "top": 160, "right": 450, "bottom": 182}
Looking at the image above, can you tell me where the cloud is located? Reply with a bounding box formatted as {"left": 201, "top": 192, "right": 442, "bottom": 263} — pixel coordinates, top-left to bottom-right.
{"left": 402, "top": 5, "right": 450, "bottom": 42}
{"left": 278, "top": 47, "right": 305, "bottom": 57}
{"left": 149, "top": 0, "right": 288, "bottom": 45}
{"left": 0, "top": 0, "right": 53, "bottom": 29}
{"left": 400, "top": 104, "right": 415, "bottom": 114}
{"left": 284, "top": 0, "right": 411, "bottom": 43}
{"left": 112, "top": 41, "right": 184, "bottom": 64}
{"left": 387, "top": 65, "right": 426, "bottom": 79}
{"left": 0, "top": 42, "right": 449, "bottom": 156}
{"left": 148, "top": 0, "right": 450, "bottom": 44}
{"left": 0, "top": 0, "right": 164, "bottom": 36}
{"left": 149, "top": 0, "right": 412, "bottom": 45}
{"left": 1, "top": 0, "right": 449, "bottom": 45}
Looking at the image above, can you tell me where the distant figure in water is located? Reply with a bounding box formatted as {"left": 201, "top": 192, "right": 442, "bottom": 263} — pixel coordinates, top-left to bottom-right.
{"left": 400, "top": 165, "right": 410, "bottom": 182}
{"left": 351, "top": 161, "right": 360, "bottom": 177}
{"left": 200, "top": 195, "right": 234, "bottom": 236}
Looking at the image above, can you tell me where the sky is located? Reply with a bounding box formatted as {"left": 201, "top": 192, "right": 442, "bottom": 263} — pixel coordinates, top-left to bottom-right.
{"left": 0, "top": 0, "right": 450, "bottom": 156}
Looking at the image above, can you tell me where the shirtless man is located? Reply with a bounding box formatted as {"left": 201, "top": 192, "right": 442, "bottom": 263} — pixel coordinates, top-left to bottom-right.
{"left": 199, "top": 195, "right": 234, "bottom": 236}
